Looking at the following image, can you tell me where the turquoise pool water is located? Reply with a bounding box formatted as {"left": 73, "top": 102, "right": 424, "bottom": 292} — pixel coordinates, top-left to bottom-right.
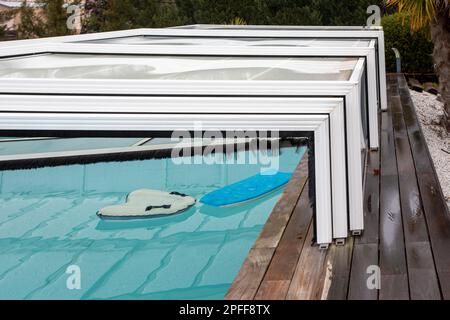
{"left": 0, "top": 146, "right": 306, "bottom": 300}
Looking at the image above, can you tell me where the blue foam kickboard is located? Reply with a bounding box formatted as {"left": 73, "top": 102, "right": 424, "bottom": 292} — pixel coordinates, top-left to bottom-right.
{"left": 200, "top": 171, "right": 292, "bottom": 207}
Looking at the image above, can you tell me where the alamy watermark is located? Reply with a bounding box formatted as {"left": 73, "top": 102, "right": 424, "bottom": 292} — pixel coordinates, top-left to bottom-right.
{"left": 66, "top": 265, "right": 81, "bottom": 290}
{"left": 367, "top": 5, "right": 381, "bottom": 27}
{"left": 366, "top": 265, "right": 381, "bottom": 290}
{"left": 64, "top": 3, "right": 383, "bottom": 31}
{"left": 170, "top": 125, "right": 281, "bottom": 173}
{"left": 66, "top": 4, "right": 81, "bottom": 31}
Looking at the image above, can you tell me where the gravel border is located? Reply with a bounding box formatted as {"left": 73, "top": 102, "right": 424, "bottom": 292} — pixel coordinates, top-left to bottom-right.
{"left": 409, "top": 90, "right": 450, "bottom": 208}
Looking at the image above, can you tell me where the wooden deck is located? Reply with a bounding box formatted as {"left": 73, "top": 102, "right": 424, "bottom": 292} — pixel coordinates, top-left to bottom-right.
{"left": 226, "top": 74, "right": 450, "bottom": 300}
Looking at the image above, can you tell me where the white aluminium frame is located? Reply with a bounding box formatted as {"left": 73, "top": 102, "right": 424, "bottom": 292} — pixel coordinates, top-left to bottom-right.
{"left": 169, "top": 24, "right": 387, "bottom": 112}
{"left": 0, "top": 47, "right": 366, "bottom": 235}
{"left": 0, "top": 31, "right": 381, "bottom": 150}
{"left": 0, "top": 98, "right": 346, "bottom": 246}
{"left": 173, "top": 25, "right": 383, "bottom": 30}
{"left": 0, "top": 25, "right": 386, "bottom": 113}
{"left": 0, "top": 42, "right": 379, "bottom": 151}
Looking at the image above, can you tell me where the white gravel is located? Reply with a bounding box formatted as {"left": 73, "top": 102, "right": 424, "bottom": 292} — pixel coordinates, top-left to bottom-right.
{"left": 409, "top": 90, "right": 450, "bottom": 208}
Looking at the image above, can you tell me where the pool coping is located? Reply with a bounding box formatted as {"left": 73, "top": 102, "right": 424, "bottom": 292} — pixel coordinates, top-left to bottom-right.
{"left": 0, "top": 137, "right": 282, "bottom": 170}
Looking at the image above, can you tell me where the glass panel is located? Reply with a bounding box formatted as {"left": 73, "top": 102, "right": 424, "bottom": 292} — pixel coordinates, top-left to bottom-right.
{"left": 84, "top": 36, "right": 371, "bottom": 48}
{"left": 143, "top": 138, "right": 179, "bottom": 146}
{"left": 0, "top": 138, "right": 143, "bottom": 156}
{"left": 0, "top": 54, "right": 358, "bottom": 81}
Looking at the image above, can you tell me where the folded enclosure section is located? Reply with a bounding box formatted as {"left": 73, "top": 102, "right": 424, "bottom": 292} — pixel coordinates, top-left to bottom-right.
{"left": 0, "top": 95, "right": 347, "bottom": 246}
{"left": 0, "top": 24, "right": 390, "bottom": 246}
{"left": 0, "top": 52, "right": 368, "bottom": 242}
{"left": 166, "top": 24, "right": 387, "bottom": 112}
{"left": 0, "top": 33, "right": 381, "bottom": 150}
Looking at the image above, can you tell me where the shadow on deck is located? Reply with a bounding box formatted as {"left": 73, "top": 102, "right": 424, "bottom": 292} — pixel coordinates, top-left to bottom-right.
{"left": 226, "top": 74, "right": 450, "bottom": 300}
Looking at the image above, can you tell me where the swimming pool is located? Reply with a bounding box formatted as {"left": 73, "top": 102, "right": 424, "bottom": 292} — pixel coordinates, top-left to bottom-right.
{"left": 0, "top": 146, "right": 306, "bottom": 300}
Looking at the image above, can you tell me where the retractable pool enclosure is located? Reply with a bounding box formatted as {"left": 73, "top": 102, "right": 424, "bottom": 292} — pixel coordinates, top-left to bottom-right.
{"left": 172, "top": 24, "right": 387, "bottom": 112}
{"left": 0, "top": 26, "right": 387, "bottom": 105}
{"left": 0, "top": 101, "right": 342, "bottom": 247}
{"left": 0, "top": 26, "right": 387, "bottom": 247}
{"left": 0, "top": 27, "right": 384, "bottom": 150}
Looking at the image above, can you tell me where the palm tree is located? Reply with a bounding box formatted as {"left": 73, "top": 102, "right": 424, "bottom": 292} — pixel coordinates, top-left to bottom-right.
{"left": 385, "top": 0, "right": 450, "bottom": 131}
{"left": 226, "top": 17, "right": 247, "bottom": 25}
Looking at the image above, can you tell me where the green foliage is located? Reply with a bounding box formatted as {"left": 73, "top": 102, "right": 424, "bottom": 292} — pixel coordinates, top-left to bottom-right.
{"left": 385, "top": 0, "right": 449, "bottom": 31}
{"left": 316, "top": 0, "right": 385, "bottom": 25}
{"left": 181, "top": 0, "right": 386, "bottom": 26}
{"left": 82, "top": 0, "right": 108, "bottom": 33}
{"left": 18, "top": 0, "right": 77, "bottom": 39}
{"left": 41, "top": 0, "right": 70, "bottom": 36}
{"left": 266, "top": 0, "right": 322, "bottom": 25}
{"left": 0, "top": 13, "right": 7, "bottom": 38}
{"left": 151, "top": 2, "right": 190, "bottom": 28}
{"left": 181, "top": 0, "right": 271, "bottom": 25}
{"left": 382, "top": 13, "right": 434, "bottom": 73}
{"left": 17, "top": 1, "right": 44, "bottom": 39}
{"left": 83, "top": 0, "right": 188, "bottom": 32}
{"left": 0, "top": 6, "right": 17, "bottom": 38}
{"left": 83, "top": 0, "right": 386, "bottom": 33}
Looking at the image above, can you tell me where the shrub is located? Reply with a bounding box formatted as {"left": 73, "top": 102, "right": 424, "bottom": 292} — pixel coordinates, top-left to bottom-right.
{"left": 382, "top": 13, "right": 434, "bottom": 74}
{"left": 0, "top": 8, "right": 14, "bottom": 38}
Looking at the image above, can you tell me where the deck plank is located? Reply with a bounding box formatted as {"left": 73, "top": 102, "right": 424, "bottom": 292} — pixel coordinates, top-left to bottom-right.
{"left": 397, "top": 75, "right": 434, "bottom": 174}
{"left": 255, "top": 184, "right": 312, "bottom": 299}
{"left": 406, "top": 242, "right": 441, "bottom": 299}
{"left": 379, "top": 174, "right": 407, "bottom": 275}
{"left": 348, "top": 149, "right": 380, "bottom": 300}
{"left": 253, "top": 155, "right": 309, "bottom": 249}
{"left": 260, "top": 184, "right": 311, "bottom": 281}
{"left": 379, "top": 274, "right": 409, "bottom": 300}
{"left": 396, "top": 75, "right": 450, "bottom": 299}
{"left": 378, "top": 78, "right": 409, "bottom": 299}
{"left": 326, "top": 237, "right": 354, "bottom": 300}
{"left": 286, "top": 225, "right": 329, "bottom": 300}
{"left": 253, "top": 280, "right": 291, "bottom": 300}
{"left": 348, "top": 147, "right": 380, "bottom": 300}
{"left": 348, "top": 243, "right": 379, "bottom": 300}
{"left": 391, "top": 76, "right": 441, "bottom": 300}
{"left": 226, "top": 153, "right": 309, "bottom": 300}
{"left": 358, "top": 150, "right": 380, "bottom": 245}
{"left": 225, "top": 248, "right": 275, "bottom": 300}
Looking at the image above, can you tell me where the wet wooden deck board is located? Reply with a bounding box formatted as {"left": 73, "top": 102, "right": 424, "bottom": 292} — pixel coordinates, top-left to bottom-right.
{"left": 286, "top": 224, "right": 329, "bottom": 300}
{"left": 325, "top": 237, "right": 354, "bottom": 300}
{"left": 252, "top": 154, "right": 309, "bottom": 250}
{"left": 390, "top": 76, "right": 441, "bottom": 299}
{"left": 225, "top": 154, "right": 309, "bottom": 300}
{"left": 255, "top": 184, "right": 312, "bottom": 300}
{"left": 379, "top": 79, "right": 409, "bottom": 299}
{"left": 348, "top": 149, "right": 380, "bottom": 300}
{"left": 396, "top": 75, "right": 450, "bottom": 299}
{"left": 226, "top": 74, "right": 450, "bottom": 300}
